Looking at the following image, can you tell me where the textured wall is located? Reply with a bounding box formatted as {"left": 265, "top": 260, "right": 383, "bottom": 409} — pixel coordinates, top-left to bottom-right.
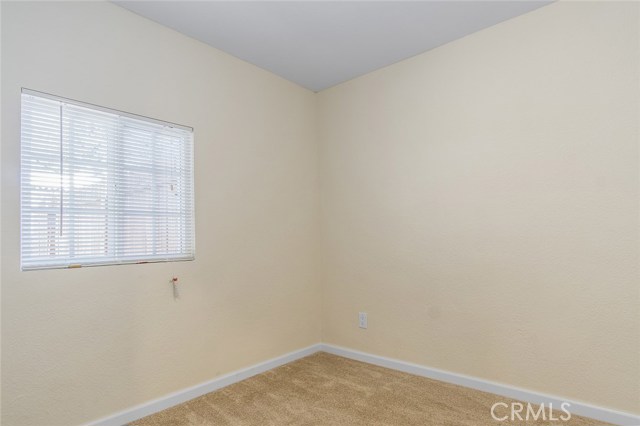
{"left": 318, "top": 1, "right": 639, "bottom": 415}
{"left": 1, "top": 2, "right": 320, "bottom": 425}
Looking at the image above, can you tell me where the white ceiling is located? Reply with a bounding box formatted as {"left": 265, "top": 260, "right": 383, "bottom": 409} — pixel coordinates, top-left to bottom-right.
{"left": 114, "top": 1, "right": 551, "bottom": 92}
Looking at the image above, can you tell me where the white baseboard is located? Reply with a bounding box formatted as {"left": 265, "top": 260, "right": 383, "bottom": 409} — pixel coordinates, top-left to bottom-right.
{"left": 82, "top": 344, "right": 322, "bottom": 426}
{"left": 83, "top": 342, "right": 639, "bottom": 426}
{"left": 320, "top": 343, "right": 640, "bottom": 426}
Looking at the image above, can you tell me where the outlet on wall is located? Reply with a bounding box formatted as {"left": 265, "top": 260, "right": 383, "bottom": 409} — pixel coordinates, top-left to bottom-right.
{"left": 358, "top": 312, "right": 368, "bottom": 329}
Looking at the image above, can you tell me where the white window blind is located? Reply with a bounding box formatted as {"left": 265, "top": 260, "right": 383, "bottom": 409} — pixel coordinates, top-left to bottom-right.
{"left": 20, "top": 89, "right": 195, "bottom": 270}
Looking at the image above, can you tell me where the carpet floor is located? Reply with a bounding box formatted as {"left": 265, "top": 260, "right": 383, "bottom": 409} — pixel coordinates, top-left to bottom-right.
{"left": 130, "top": 352, "right": 607, "bottom": 426}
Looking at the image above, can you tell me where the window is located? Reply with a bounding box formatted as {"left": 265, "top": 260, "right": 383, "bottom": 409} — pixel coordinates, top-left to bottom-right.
{"left": 20, "top": 89, "right": 195, "bottom": 270}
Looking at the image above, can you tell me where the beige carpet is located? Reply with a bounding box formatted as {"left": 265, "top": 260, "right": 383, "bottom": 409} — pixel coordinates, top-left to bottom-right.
{"left": 130, "top": 352, "right": 608, "bottom": 426}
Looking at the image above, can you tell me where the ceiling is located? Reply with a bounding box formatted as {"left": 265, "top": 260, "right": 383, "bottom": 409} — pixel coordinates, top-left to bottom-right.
{"left": 114, "top": 1, "right": 551, "bottom": 92}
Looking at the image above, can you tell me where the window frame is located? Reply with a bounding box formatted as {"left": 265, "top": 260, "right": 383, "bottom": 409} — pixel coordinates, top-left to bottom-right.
{"left": 20, "top": 88, "right": 196, "bottom": 271}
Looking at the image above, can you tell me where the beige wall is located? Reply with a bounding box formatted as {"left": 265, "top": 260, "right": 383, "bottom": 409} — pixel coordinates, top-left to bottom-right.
{"left": 1, "top": 2, "right": 320, "bottom": 425}
{"left": 318, "top": 1, "right": 639, "bottom": 416}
